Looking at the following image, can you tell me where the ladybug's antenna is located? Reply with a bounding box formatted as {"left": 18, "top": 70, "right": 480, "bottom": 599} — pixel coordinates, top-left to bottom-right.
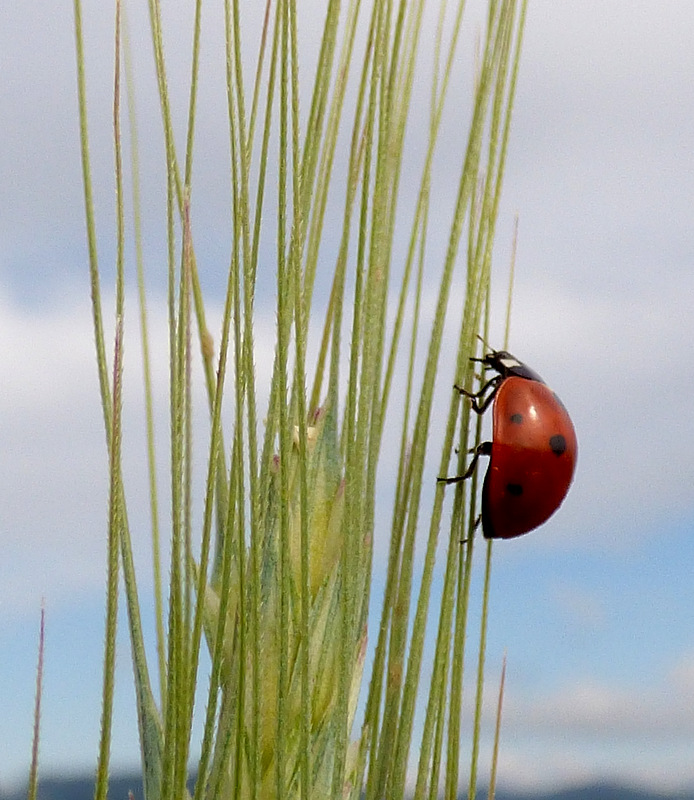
{"left": 470, "top": 333, "right": 493, "bottom": 366}
{"left": 476, "top": 332, "right": 491, "bottom": 350}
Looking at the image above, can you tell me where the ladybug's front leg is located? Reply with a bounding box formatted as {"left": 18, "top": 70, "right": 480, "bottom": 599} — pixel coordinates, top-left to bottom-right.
{"left": 438, "top": 441, "right": 492, "bottom": 485}
{"left": 454, "top": 374, "right": 502, "bottom": 414}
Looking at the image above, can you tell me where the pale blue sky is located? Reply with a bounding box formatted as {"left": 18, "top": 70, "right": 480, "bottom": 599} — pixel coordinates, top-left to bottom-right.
{"left": 2, "top": 0, "right": 694, "bottom": 794}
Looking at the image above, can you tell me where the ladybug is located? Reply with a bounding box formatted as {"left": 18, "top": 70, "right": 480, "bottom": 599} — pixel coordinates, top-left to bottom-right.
{"left": 440, "top": 349, "right": 577, "bottom": 539}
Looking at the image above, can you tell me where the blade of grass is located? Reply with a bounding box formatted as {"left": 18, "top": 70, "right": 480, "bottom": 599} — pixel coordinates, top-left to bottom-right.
{"left": 94, "top": 314, "right": 123, "bottom": 800}
{"left": 122, "top": 4, "right": 166, "bottom": 703}
{"left": 27, "top": 604, "right": 45, "bottom": 800}
{"left": 73, "top": 0, "right": 111, "bottom": 435}
{"left": 467, "top": 539, "right": 494, "bottom": 800}
{"left": 95, "top": 5, "right": 126, "bottom": 796}
{"left": 275, "top": 5, "right": 292, "bottom": 797}
{"left": 285, "top": 3, "right": 313, "bottom": 799}
{"left": 336, "top": 9, "right": 384, "bottom": 799}
{"left": 487, "top": 655, "right": 507, "bottom": 800}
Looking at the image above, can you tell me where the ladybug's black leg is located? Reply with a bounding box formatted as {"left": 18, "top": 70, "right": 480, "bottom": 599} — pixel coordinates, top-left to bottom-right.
{"left": 438, "top": 441, "right": 492, "bottom": 485}
{"left": 453, "top": 375, "right": 502, "bottom": 414}
{"left": 459, "top": 513, "right": 482, "bottom": 544}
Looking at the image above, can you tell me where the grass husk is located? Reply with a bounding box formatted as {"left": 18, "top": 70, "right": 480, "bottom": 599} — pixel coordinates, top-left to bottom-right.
{"left": 72, "top": 1, "right": 527, "bottom": 798}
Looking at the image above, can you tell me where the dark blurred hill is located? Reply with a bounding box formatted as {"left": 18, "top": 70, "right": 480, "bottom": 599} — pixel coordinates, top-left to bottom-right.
{"left": 494, "top": 786, "right": 694, "bottom": 800}
{"left": 3, "top": 775, "right": 694, "bottom": 800}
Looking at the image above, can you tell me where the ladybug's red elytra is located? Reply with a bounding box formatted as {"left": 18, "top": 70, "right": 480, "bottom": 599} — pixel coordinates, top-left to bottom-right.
{"left": 439, "top": 349, "right": 577, "bottom": 540}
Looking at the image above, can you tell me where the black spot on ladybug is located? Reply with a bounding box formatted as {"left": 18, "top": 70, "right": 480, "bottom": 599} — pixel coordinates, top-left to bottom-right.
{"left": 549, "top": 434, "right": 566, "bottom": 456}
{"left": 506, "top": 483, "right": 523, "bottom": 496}
{"left": 509, "top": 413, "right": 523, "bottom": 424}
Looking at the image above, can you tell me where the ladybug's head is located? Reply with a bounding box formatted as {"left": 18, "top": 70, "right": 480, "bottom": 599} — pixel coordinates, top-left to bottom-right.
{"left": 474, "top": 349, "right": 545, "bottom": 384}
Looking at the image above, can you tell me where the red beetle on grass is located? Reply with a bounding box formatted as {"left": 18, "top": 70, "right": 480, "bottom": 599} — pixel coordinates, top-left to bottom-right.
{"left": 440, "top": 349, "right": 577, "bottom": 540}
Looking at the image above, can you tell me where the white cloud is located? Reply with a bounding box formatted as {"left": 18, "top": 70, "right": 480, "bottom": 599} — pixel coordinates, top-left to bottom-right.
{"left": 404, "top": 651, "right": 694, "bottom": 794}
{"left": 0, "top": 292, "right": 105, "bottom": 612}
{"left": 491, "top": 655, "right": 694, "bottom": 790}
{"left": 506, "top": 680, "right": 691, "bottom": 738}
{"left": 0, "top": 292, "right": 95, "bottom": 411}
{"left": 412, "top": 651, "right": 692, "bottom": 793}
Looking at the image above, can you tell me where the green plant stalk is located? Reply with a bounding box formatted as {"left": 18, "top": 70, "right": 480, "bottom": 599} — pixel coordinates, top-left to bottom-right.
{"left": 360, "top": 0, "right": 462, "bottom": 785}
{"left": 285, "top": 3, "right": 312, "bottom": 799}
{"left": 302, "top": 0, "right": 362, "bottom": 316}
{"left": 295, "top": 0, "right": 340, "bottom": 264}
{"left": 122, "top": 5, "right": 166, "bottom": 702}
{"left": 438, "top": 161, "right": 483, "bottom": 800}
{"left": 246, "top": 2, "right": 279, "bottom": 307}
{"left": 160, "top": 196, "right": 187, "bottom": 800}
{"left": 95, "top": 5, "right": 126, "bottom": 798}
{"left": 192, "top": 256, "right": 240, "bottom": 800}
{"left": 74, "top": 5, "right": 165, "bottom": 796}
{"left": 245, "top": 0, "right": 280, "bottom": 548}
{"left": 224, "top": 2, "right": 263, "bottom": 795}
{"left": 73, "top": 0, "right": 110, "bottom": 435}
{"left": 183, "top": 0, "right": 203, "bottom": 189}
{"left": 94, "top": 317, "right": 123, "bottom": 800}
{"left": 360, "top": 17, "right": 438, "bottom": 737}
{"left": 428, "top": 678, "right": 449, "bottom": 800}
{"left": 339, "top": 17, "right": 382, "bottom": 800}
{"left": 191, "top": 16, "right": 258, "bottom": 785}
{"left": 27, "top": 606, "right": 45, "bottom": 800}
{"left": 468, "top": 540, "right": 494, "bottom": 800}
{"left": 487, "top": 655, "right": 507, "bottom": 800}
{"left": 198, "top": 427, "right": 242, "bottom": 800}
{"left": 276, "top": 1, "right": 290, "bottom": 795}
{"left": 309, "top": 5, "right": 370, "bottom": 416}
{"left": 442, "top": 61, "right": 499, "bottom": 800}
{"left": 146, "top": 0, "right": 231, "bottom": 552}
{"left": 246, "top": 0, "right": 272, "bottom": 151}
